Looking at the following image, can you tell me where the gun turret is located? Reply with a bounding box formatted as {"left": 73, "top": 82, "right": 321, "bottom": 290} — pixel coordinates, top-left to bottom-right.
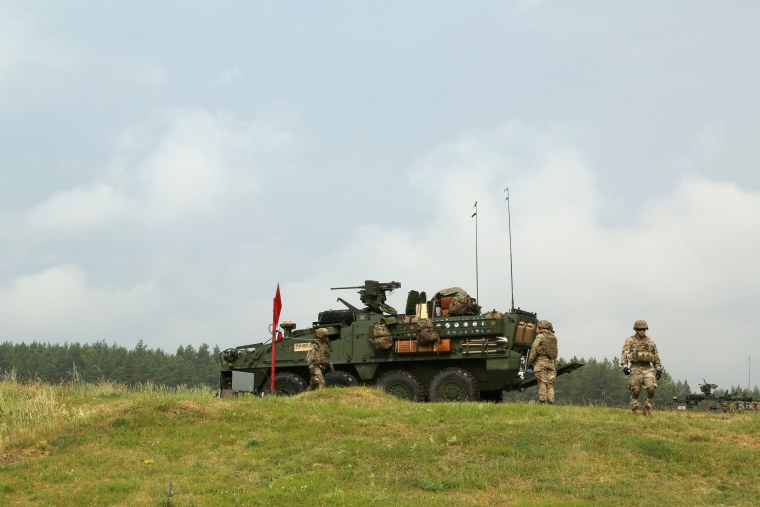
{"left": 699, "top": 379, "right": 719, "bottom": 397}
{"left": 331, "top": 280, "right": 401, "bottom": 315}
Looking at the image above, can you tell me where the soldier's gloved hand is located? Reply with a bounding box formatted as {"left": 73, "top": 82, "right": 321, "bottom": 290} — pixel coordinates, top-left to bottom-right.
{"left": 622, "top": 367, "right": 631, "bottom": 376}
{"left": 655, "top": 368, "right": 662, "bottom": 380}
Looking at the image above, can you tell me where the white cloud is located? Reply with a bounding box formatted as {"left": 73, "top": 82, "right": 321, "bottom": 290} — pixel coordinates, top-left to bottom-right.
{"left": 26, "top": 183, "right": 130, "bottom": 231}
{"left": 23, "top": 108, "right": 289, "bottom": 230}
{"left": 0, "top": 265, "right": 161, "bottom": 340}
{"left": 135, "top": 110, "right": 263, "bottom": 223}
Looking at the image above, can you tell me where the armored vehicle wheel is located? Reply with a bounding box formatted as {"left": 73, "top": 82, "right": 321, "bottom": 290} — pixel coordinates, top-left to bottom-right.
{"left": 377, "top": 370, "right": 425, "bottom": 402}
{"left": 429, "top": 367, "right": 480, "bottom": 402}
{"left": 263, "top": 371, "right": 307, "bottom": 396}
{"left": 324, "top": 370, "right": 359, "bottom": 387}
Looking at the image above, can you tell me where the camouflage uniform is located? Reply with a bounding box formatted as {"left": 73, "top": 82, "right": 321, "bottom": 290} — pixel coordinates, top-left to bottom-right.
{"left": 528, "top": 320, "right": 558, "bottom": 404}
{"left": 620, "top": 320, "right": 662, "bottom": 416}
{"left": 306, "top": 328, "right": 332, "bottom": 390}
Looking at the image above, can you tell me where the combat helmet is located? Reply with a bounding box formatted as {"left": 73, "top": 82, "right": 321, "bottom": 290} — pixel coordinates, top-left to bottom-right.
{"left": 315, "top": 327, "right": 329, "bottom": 340}
{"left": 633, "top": 319, "right": 648, "bottom": 331}
{"left": 537, "top": 320, "right": 554, "bottom": 332}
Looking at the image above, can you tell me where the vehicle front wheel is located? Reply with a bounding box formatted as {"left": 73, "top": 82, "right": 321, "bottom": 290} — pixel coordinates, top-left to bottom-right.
{"left": 377, "top": 370, "right": 426, "bottom": 401}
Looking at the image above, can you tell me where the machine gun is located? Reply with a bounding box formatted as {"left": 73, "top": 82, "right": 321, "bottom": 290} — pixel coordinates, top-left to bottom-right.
{"left": 331, "top": 280, "right": 401, "bottom": 315}
{"left": 699, "top": 379, "right": 718, "bottom": 397}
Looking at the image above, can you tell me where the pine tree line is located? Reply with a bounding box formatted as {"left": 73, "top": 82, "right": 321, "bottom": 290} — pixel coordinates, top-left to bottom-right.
{"left": 2, "top": 341, "right": 758, "bottom": 406}
{"left": 0, "top": 340, "right": 222, "bottom": 388}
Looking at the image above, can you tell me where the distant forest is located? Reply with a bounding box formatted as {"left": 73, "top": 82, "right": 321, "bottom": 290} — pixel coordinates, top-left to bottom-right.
{"left": 1, "top": 340, "right": 221, "bottom": 389}
{"left": 2, "top": 341, "right": 757, "bottom": 407}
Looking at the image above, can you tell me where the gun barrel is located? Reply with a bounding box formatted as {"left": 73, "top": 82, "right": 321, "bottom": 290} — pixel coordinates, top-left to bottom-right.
{"left": 331, "top": 281, "right": 401, "bottom": 291}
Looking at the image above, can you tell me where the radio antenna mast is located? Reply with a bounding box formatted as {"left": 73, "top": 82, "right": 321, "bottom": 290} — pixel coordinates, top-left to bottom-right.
{"left": 504, "top": 187, "right": 515, "bottom": 311}
{"left": 472, "top": 202, "right": 479, "bottom": 304}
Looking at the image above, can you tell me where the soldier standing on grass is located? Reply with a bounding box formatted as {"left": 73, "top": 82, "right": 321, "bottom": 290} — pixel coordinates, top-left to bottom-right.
{"left": 528, "top": 320, "right": 558, "bottom": 404}
{"left": 620, "top": 320, "right": 662, "bottom": 416}
{"left": 306, "top": 327, "right": 333, "bottom": 390}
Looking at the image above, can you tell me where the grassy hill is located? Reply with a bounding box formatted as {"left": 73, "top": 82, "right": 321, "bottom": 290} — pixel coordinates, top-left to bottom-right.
{"left": 1, "top": 378, "right": 759, "bottom": 506}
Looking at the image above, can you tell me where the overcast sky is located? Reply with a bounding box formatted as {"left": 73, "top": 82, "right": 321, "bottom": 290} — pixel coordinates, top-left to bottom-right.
{"left": 2, "top": 1, "right": 759, "bottom": 392}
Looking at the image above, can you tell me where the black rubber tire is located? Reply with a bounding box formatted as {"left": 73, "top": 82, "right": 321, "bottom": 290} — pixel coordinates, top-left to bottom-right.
{"left": 262, "top": 371, "right": 307, "bottom": 396}
{"left": 324, "top": 370, "right": 360, "bottom": 387}
{"left": 377, "top": 369, "right": 426, "bottom": 402}
{"left": 429, "top": 367, "right": 480, "bottom": 402}
{"left": 317, "top": 309, "right": 354, "bottom": 324}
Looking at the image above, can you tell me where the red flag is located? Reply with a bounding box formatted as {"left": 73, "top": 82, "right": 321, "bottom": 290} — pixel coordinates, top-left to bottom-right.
{"left": 270, "top": 283, "right": 282, "bottom": 393}
{"left": 273, "top": 283, "right": 283, "bottom": 326}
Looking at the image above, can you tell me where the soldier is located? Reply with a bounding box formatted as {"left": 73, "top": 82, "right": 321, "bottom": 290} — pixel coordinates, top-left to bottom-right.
{"left": 528, "top": 320, "right": 558, "bottom": 404}
{"left": 306, "top": 327, "right": 333, "bottom": 390}
{"left": 620, "top": 320, "right": 662, "bottom": 416}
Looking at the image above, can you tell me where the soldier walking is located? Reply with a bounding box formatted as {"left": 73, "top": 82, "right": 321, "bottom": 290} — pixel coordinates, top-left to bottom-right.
{"left": 528, "top": 320, "right": 558, "bottom": 404}
{"left": 306, "top": 327, "right": 333, "bottom": 390}
{"left": 620, "top": 320, "right": 662, "bottom": 416}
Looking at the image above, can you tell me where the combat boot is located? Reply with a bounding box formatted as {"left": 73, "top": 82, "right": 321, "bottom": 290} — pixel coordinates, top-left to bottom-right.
{"left": 631, "top": 408, "right": 639, "bottom": 415}
{"left": 643, "top": 407, "right": 652, "bottom": 417}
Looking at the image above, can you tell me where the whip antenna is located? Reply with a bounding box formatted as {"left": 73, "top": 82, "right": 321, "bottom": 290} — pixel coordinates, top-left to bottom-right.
{"left": 472, "top": 202, "right": 479, "bottom": 304}
{"left": 504, "top": 187, "right": 515, "bottom": 311}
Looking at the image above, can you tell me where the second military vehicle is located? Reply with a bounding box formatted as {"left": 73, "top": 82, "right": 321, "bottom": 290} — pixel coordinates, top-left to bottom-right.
{"left": 669, "top": 379, "right": 758, "bottom": 412}
{"left": 220, "top": 280, "right": 582, "bottom": 402}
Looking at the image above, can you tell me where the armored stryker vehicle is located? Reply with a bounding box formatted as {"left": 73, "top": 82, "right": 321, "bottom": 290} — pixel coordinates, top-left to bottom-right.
{"left": 669, "top": 380, "right": 758, "bottom": 412}
{"left": 219, "top": 280, "right": 583, "bottom": 402}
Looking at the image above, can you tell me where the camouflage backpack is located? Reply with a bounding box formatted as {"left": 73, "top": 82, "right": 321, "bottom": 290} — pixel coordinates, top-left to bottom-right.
{"left": 416, "top": 318, "right": 440, "bottom": 346}
{"left": 448, "top": 293, "right": 470, "bottom": 316}
{"left": 537, "top": 332, "right": 558, "bottom": 359}
{"left": 369, "top": 322, "right": 394, "bottom": 350}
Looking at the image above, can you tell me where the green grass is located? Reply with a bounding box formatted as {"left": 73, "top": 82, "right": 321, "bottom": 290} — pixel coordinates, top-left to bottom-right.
{"left": 1, "top": 377, "right": 759, "bottom": 506}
